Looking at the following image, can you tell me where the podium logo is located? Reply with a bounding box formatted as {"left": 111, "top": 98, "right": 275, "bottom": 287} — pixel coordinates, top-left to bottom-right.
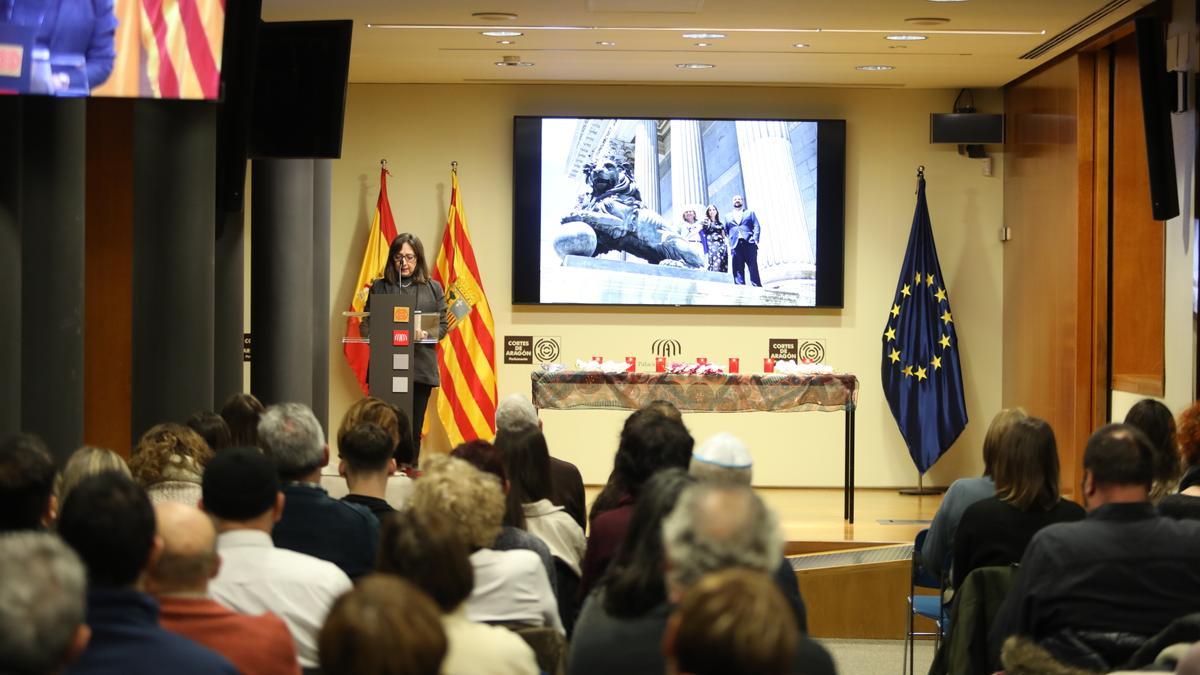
{"left": 652, "top": 339, "right": 682, "bottom": 358}
{"left": 504, "top": 336, "right": 534, "bottom": 364}
{"left": 392, "top": 330, "right": 410, "bottom": 347}
{"left": 799, "top": 340, "right": 826, "bottom": 363}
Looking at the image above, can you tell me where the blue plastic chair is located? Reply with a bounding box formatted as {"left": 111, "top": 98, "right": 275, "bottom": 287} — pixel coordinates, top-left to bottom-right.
{"left": 903, "top": 528, "right": 951, "bottom": 675}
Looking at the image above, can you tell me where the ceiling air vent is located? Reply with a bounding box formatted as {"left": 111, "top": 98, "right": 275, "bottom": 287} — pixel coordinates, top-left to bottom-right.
{"left": 1019, "top": 0, "right": 1133, "bottom": 60}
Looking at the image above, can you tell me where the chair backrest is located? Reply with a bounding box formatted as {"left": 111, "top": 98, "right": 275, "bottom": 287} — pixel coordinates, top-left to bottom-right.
{"left": 553, "top": 557, "right": 581, "bottom": 637}
{"left": 912, "top": 528, "right": 940, "bottom": 589}
{"left": 494, "top": 623, "right": 567, "bottom": 675}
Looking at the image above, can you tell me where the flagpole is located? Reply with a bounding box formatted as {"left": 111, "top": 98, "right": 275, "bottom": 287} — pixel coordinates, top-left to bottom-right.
{"left": 899, "top": 472, "right": 944, "bottom": 496}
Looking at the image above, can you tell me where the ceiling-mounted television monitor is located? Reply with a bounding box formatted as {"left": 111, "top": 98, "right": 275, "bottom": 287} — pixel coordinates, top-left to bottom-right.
{"left": 513, "top": 116, "right": 846, "bottom": 308}
{"left": 0, "top": 0, "right": 226, "bottom": 99}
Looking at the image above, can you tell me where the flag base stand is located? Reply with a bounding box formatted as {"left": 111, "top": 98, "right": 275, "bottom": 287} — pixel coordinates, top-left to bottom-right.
{"left": 899, "top": 474, "right": 946, "bottom": 496}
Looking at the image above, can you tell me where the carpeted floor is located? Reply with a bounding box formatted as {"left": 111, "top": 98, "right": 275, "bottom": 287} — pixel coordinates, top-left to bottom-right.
{"left": 820, "top": 638, "right": 936, "bottom": 674}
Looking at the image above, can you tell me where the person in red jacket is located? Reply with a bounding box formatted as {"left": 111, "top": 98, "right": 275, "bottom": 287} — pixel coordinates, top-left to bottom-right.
{"left": 150, "top": 501, "right": 301, "bottom": 675}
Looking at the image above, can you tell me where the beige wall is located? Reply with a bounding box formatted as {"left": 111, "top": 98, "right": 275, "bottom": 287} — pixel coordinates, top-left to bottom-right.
{"left": 322, "top": 83, "right": 1005, "bottom": 487}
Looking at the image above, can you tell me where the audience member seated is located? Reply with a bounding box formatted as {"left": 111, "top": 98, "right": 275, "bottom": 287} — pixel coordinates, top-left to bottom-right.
{"left": 1161, "top": 401, "right": 1200, "bottom": 521}
{"left": 202, "top": 446, "right": 352, "bottom": 670}
{"left": 580, "top": 407, "right": 694, "bottom": 598}
{"left": 55, "top": 445, "right": 130, "bottom": 508}
{"left": 922, "top": 407, "right": 1026, "bottom": 580}
{"left": 990, "top": 424, "right": 1200, "bottom": 671}
{"left": 390, "top": 403, "right": 420, "bottom": 475}
{"left": 129, "top": 423, "right": 213, "bottom": 505}
{"left": 0, "top": 532, "right": 90, "bottom": 674}
{"left": 58, "top": 472, "right": 237, "bottom": 674}
{"left": 569, "top": 469, "right": 694, "bottom": 675}
{"left": 258, "top": 402, "right": 379, "bottom": 578}
{"left": 687, "top": 432, "right": 809, "bottom": 633}
{"left": 339, "top": 396, "right": 403, "bottom": 463}
{"left": 496, "top": 423, "right": 586, "bottom": 577}
{"left": 318, "top": 575, "right": 447, "bottom": 675}
{"left": 150, "top": 501, "right": 301, "bottom": 675}
{"left": 221, "top": 391, "right": 265, "bottom": 447}
{"left": 452, "top": 439, "right": 557, "bottom": 591}
{"left": 410, "top": 454, "right": 563, "bottom": 633}
{"left": 495, "top": 394, "right": 586, "bottom": 528}
{"left": 186, "top": 410, "right": 233, "bottom": 453}
{"left": 337, "top": 422, "right": 398, "bottom": 521}
{"left": 0, "top": 432, "right": 57, "bottom": 532}
{"left": 377, "top": 508, "right": 539, "bottom": 675}
{"left": 663, "top": 569, "right": 799, "bottom": 675}
{"left": 1124, "top": 398, "right": 1181, "bottom": 502}
{"left": 952, "top": 417, "right": 1085, "bottom": 589}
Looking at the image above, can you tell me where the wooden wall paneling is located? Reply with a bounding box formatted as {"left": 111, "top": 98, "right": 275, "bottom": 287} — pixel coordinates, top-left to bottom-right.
{"left": 1003, "top": 55, "right": 1096, "bottom": 500}
{"left": 84, "top": 100, "right": 134, "bottom": 457}
{"left": 1091, "top": 48, "right": 1113, "bottom": 457}
{"left": 1109, "top": 37, "right": 1167, "bottom": 397}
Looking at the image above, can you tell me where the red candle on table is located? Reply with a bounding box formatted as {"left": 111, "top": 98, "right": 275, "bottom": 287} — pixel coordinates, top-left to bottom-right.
{"left": 655, "top": 357, "right": 666, "bottom": 373}
{"left": 763, "top": 358, "right": 775, "bottom": 373}
{"left": 696, "top": 357, "right": 708, "bottom": 365}
{"left": 728, "top": 357, "right": 739, "bottom": 373}
{"left": 624, "top": 356, "right": 636, "bottom": 372}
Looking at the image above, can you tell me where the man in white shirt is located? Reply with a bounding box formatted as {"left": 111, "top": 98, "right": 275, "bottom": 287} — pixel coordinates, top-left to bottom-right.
{"left": 200, "top": 446, "right": 352, "bottom": 669}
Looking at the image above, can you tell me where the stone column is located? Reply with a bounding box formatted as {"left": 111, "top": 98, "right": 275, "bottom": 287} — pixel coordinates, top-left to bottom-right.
{"left": 18, "top": 98, "right": 87, "bottom": 461}
{"left": 251, "top": 159, "right": 315, "bottom": 408}
{"left": 734, "top": 121, "right": 815, "bottom": 290}
{"left": 311, "top": 159, "right": 332, "bottom": 434}
{"left": 633, "top": 120, "right": 660, "bottom": 213}
{"left": 669, "top": 119, "right": 707, "bottom": 221}
{"left": 131, "top": 101, "right": 217, "bottom": 443}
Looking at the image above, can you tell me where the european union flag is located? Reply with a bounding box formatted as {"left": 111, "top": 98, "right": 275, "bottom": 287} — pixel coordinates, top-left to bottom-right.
{"left": 882, "top": 173, "right": 968, "bottom": 474}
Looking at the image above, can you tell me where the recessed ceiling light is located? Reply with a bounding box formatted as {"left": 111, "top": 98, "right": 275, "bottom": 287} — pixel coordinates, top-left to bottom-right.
{"left": 596, "top": 41, "right": 616, "bottom": 46}
{"left": 682, "top": 32, "right": 725, "bottom": 39}
{"left": 676, "top": 63, "right": 715, "bottom": 69}
{"left": 481, "top": 30, "right": 522, "bottom": 37}
{"left": 904, "top": 17, "right": 950, "bottom": 26}
{"left": 495, "top": 55, "right": 534, "bottom": 67}
{"left": 695, "top": 42, "right": 711, "bottom": 47}
{"left": 856, "top": 65, "right": 894, "bottom": 71}
{"left": 886, "top": 34, "right": 927, "bottom": 41}
{"left": 471, "top": 12, "right": 518, "bottom": 21}
{"left": 793, "top": 43, "right": 810, "bottom": 48}
{"left": 496, "top": 40, "right": 515, "bottom": 45}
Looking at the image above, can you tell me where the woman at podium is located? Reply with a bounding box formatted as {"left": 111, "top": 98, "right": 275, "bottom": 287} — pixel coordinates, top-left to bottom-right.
{"left": 364, "top": 233, "right": 448, "bottom": 462}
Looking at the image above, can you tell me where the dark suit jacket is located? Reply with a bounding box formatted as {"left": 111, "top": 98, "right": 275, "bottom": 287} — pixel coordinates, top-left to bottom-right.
{"left": 11, "top": 0, "right": 117, "bottom": 91}
{"left": 71, "top": 589, "right": 237, "bottom": 674}
{"left": 550, "top": 456, "right": 586, "bottom": 529}
{"left": 274, "top": 483, "right": 380, "bottom": 579}
{"left": 724, "top": 209, "right": 761, "bottom": 246}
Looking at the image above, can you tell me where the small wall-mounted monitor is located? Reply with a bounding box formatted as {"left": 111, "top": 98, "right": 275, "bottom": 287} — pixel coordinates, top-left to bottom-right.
{"left": 930, "top": 113, "right": 1005, "bottom": 145}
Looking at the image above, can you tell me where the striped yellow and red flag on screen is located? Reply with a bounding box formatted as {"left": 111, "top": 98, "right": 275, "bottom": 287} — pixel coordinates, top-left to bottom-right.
{"left": 139, "top": 0, "right": 224, "bottom": 99}
{"left": 432, "top": 169, "right": 498, "bottom": 445}
{"left": 343, "top": 165, "right": 399, "bottom": 395}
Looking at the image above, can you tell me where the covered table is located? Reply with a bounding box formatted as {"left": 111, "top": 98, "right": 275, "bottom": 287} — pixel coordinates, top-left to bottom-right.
{"left": 531, "top": 370, "right": 860, "bottom": 522}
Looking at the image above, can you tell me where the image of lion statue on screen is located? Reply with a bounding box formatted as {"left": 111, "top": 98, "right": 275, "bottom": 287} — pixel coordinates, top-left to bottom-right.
{"left": 554, "top": 159, "right": 705, "bottom": 268}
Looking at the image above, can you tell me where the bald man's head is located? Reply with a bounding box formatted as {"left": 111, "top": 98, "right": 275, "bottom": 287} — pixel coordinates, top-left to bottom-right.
{"left": 148, "top": 502, "right": 218, "bottom": 594}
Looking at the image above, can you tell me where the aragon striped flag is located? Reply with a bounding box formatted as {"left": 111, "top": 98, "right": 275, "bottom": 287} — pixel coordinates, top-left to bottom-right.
{"left": 343, "top": 165, "right": 399, "bottom": 395}
{"left": 139, "top": 0, "right": 224, "bottom": 99}
{"left": 432, "top": 168, "right": 498, "bottom": 446}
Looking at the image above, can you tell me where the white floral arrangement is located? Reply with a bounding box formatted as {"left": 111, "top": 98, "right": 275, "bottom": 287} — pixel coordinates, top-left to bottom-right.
{"left": 664, "top": 361, "right": 725, "bottom": 375}
{"left": 772, "top": 359, "right": 834, "bottom": 375}
{"left": 574, "top": 358, "right": 633, "bottom": 374}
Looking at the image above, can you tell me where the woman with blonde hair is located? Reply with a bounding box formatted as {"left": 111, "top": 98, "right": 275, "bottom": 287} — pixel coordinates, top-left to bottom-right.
{"left": 129, "top": 423, "right": 213, "bottom": 505}
{"left": 56, "top": 446, "right": 130, "bottom": 507}
{"left": 409, "top": 454, "right": 562, "bottom": 633}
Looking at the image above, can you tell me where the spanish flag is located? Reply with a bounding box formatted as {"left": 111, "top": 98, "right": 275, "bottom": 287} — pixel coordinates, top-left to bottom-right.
{"left": 432, "top": 169, "right": 498, "bottom": 445}
{"left": 343, "top": 165, "right": 398, "bottom": 395}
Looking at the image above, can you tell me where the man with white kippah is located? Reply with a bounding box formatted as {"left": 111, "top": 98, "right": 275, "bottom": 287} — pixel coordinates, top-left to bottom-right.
{"left": 687, "top": 432, "right": 809, "bottom": 633}
{"left": 495, "top": 394, "right": 586, "bottom": 528}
